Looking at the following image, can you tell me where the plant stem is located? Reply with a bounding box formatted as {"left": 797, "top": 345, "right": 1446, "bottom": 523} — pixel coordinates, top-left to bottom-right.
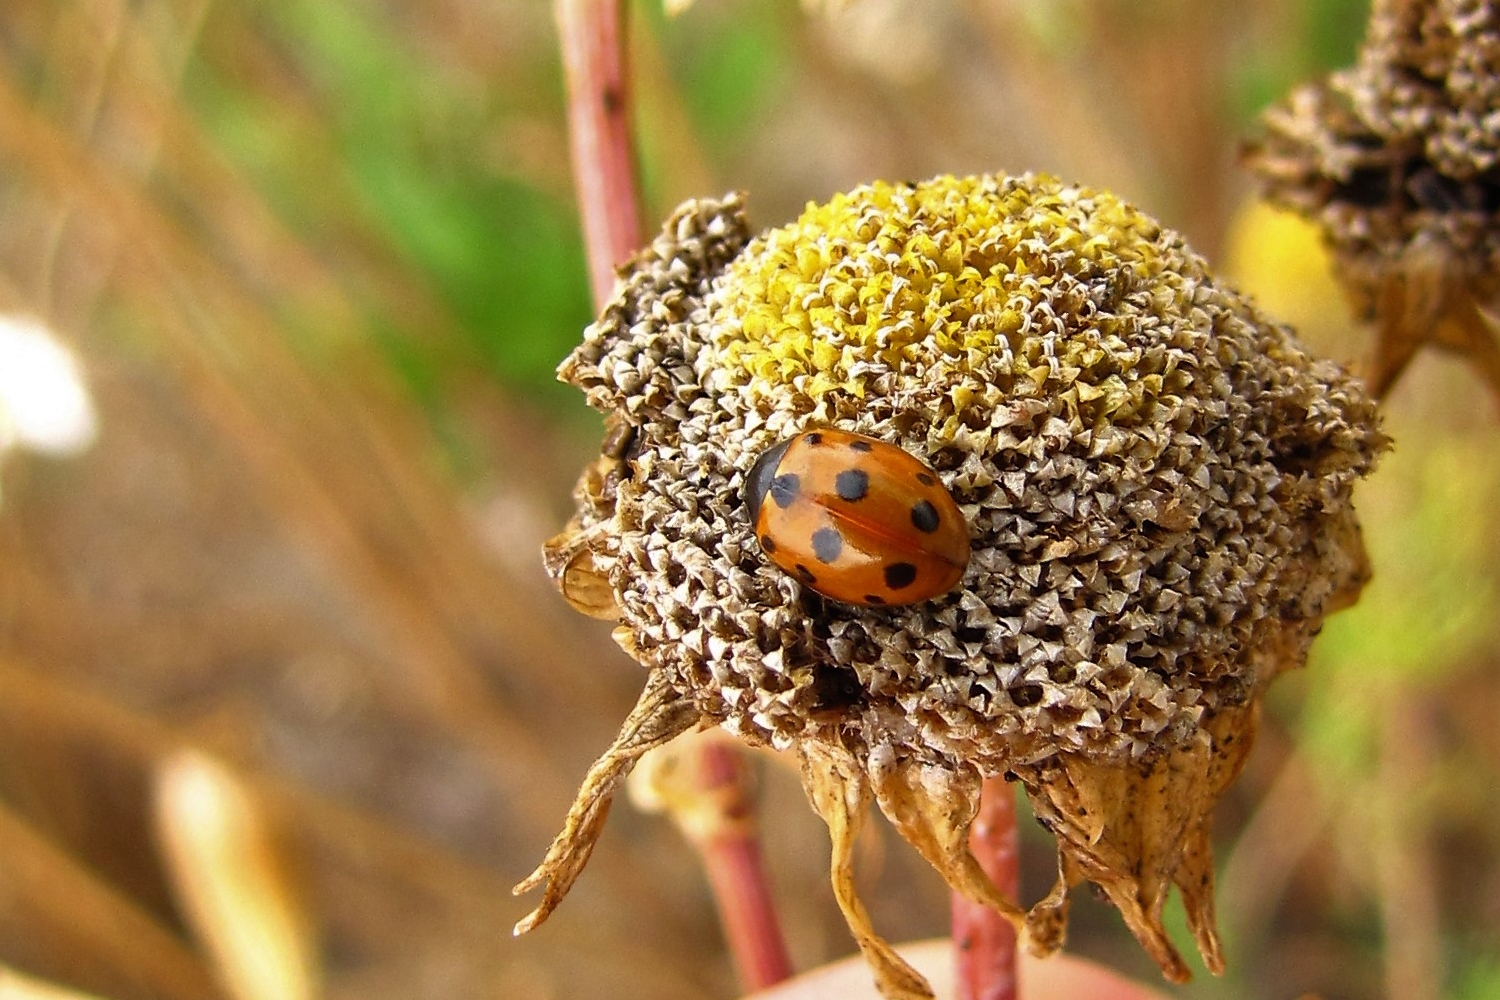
{"left": 554, "top": 2, "right": 793, "bottom": 991}
{"left": 556, "top": 0, "right": 644, "bottom": 308}
{"left": 688, "top": 741, "right": 796, "bottom": 991}
{"left": 952, "top": 777, "right": 1021, "bottom": 1000}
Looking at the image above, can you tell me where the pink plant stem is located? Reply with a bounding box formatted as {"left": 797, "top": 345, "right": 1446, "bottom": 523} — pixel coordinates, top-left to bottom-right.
{"left": 691, "top": 742, "right": 796, "bottom": 991}
{"left": 952, "top": 777, "right": 1021, "bottom": 1000}
{"left": 554, "top": 2, "right": 793, "bottom": 991}
{"left": 556, "top": 0, "right": 645, "bottom": 307}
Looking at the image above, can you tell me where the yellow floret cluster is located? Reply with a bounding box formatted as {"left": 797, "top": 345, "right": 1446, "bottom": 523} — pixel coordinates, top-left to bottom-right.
{"left": 717, "top": 175, "right": 1165, "bottom": 399}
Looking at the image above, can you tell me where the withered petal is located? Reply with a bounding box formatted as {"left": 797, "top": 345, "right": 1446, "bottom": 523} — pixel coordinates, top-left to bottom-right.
{"left": 512, "top": 672, "right": 698, "bottom": 935}
{"left": 1015, "top": 701, "right": 1257, "bottom": 981}
{"left": 800, "top": 741, "right": 937, "bottom": 1000}
{"left": 867, "top": 748, "right": 1026, "bottom": 929}
{"left": 543, "top": 517, "right": 622, "bottom": 621}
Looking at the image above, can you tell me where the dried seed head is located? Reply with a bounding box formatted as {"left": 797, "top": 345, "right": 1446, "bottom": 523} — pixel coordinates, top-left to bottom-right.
{"left": 522, "top": 174, "right": 1386, "bottom": 997}
{"left": 1247, "top": 0, "right": 1500, "bottom": 402}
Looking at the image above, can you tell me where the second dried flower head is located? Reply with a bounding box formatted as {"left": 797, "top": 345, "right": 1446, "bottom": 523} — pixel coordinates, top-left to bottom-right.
{"left": 1249, "top": 0, "right": 1500, "bottom": 404}
{"left": 518, "top": 173, "right": 1387, "bottom": 999}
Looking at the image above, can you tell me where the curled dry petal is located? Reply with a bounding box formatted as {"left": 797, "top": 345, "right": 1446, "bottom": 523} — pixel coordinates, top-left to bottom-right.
{"left": 866, "top": 747, "right": 1025, "bottom": 929}
{"left": 800, "top": 741, "right": 935, "bottom": 1000}
{"left": 512, "top": 672, "right": 698, "bottom": 935}
{"left": 1015, "top": 702, "right": 1255, "bottom": 981}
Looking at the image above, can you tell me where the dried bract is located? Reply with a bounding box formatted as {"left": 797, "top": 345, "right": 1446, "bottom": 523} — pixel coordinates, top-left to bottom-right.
{"left": 1247, "top": 0, "right": 1500, "bottom": 404}
{"left": 520, "top": 175, "right": 1386, "bottom": 998}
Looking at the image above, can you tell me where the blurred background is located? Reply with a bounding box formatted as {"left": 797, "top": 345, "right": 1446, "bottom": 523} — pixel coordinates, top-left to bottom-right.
{"left": 0, "top": 1, "right": 1497, "bottom": 999}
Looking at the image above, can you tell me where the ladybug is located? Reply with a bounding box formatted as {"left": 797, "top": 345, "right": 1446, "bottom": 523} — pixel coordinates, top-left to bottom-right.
{"left": 742, "top": 429, "right": 970, "bottom": 606}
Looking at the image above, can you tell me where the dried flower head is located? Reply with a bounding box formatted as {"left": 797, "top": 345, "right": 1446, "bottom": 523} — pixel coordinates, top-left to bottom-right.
{"left": 1248, "top": 0, "right": 1500, "bottom": 403}
{"left": 517, "top": 174, "right": 1386, "bottom": 998}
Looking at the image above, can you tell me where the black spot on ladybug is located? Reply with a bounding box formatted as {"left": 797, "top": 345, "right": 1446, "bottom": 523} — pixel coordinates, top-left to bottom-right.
{"left": 835, "top": 469, "right": 869, "bottom": 502}
{"left": 916, "top": 472, "right": 936, "bottom": 487}
{"left": 770, "top": 473, "right": 801, "bottom": 509}
{"left": 759, "top": 534, "right": 778, "bottom": 554}
{"left": 864, "top": 594, "right": 887, "bottom": 605}
{"left": 811, "top": 526, "right": 844, "bottom": 563}
{"left": 848, "top": 439, "right": 873, "bottom": 453}
{"left": 795, "top": 564, "right": 818, "bottom": 585}
{"left": 910, "top": 499, "right": 940, "bottom": 533}
{"left": 805, "top": 432, "right": 824, "bottom": 445}
{"left": 884, "top": 562, "right": 918, "bottom": 590}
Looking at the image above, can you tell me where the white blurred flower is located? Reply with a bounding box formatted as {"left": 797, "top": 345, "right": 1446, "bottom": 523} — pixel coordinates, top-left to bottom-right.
{"left": 0, "top": 316, "right": 96, "bottom": 458}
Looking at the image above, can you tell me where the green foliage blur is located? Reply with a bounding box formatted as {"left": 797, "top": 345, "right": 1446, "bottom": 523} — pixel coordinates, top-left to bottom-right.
{"left": 173, "top": 0, "right": 1371, "bottom": 410}
{"left": 171, "top": 0, "right": 798, "bottom": 417}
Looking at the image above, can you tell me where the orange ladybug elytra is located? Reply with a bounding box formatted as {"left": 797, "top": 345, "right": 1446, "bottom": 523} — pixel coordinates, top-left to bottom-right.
{"left": 743, "top": 429, "right": 971, "bottom": 606}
